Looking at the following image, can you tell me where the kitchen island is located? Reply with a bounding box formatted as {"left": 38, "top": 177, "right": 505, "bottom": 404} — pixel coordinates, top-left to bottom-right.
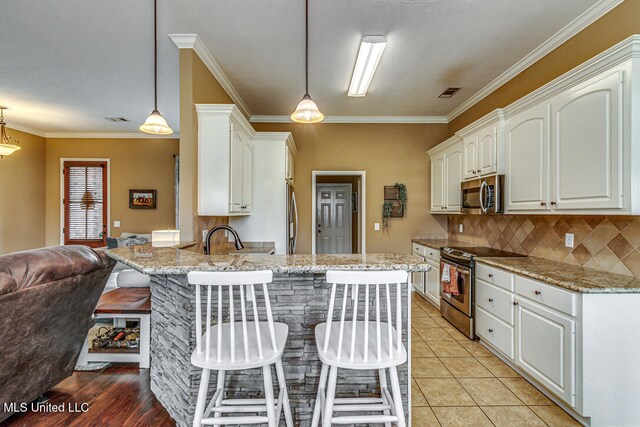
{"left": 107, "top": 245, "right": 429, "bottom": 426}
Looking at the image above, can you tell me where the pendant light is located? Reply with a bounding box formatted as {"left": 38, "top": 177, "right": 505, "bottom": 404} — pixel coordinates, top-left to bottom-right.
{"left": 0, "top": 107, "right": 21, "bottom": 158}
{"left": 140, "top": 0, "right": 173, "bottom": 135}
{"left": 290, "top": 0, "right": 324, "bottom": 124}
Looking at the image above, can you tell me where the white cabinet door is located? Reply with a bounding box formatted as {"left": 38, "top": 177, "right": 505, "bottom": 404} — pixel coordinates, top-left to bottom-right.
{"left": 463, "top": 135, "right": 479, "bottom": 180}
{"left": 550, "top": 70, "right": 623, "bottom": 211}
{"left": 229, "top": 126, "right": 245, "bottom": 213}
{"left": 241, "top": 138, "right": 253, "bottom": 212}
{"left": 505, "top": 103, "right": 550, "bottom": 211}
{"left": 478, "top": 126, "right": 497, "bottom": 176}
{"left": 430, "top": 151, "right": 445, "bottom": 213}
{"left": 412, "top": 270, "right": 425, "bottom": 294}
{"left": 285, "top": 146, "right": 294, "bottom": 184}
{"left": 445, "top": 145, "right": 463, "bottom": 212}
{"left": 515, "top": 297, "right": 576, "bottom": 407}
{"left": 425, "top": 259, "right": 440, "bottom": 307}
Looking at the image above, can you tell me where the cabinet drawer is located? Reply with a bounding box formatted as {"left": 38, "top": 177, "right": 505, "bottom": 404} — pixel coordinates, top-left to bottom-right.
{"left": 476, "top": 279, "right": 515, "bottom": 325}
{"left": 412, "top": 243, "right": 427, "bottom": 257}
{"left": 476, "top": 307, "right": 514, "bottom": 359}
{"left": 476, "top": 263, "right": 514, "bottom": 291}
{"left": 424, "top": 247, "right": 440, "bottom": 263}
{"left": 515, "top": 276, "right": 576, "bottom": 317}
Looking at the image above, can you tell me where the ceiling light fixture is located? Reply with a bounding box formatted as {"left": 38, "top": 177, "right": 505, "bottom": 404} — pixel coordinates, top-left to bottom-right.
{"left": 140, "top": 0, "right": 173, "bottom": 135}
{"left": 348, "top": 36, "right": 387, "bottom": 97}
{"left": 0, "top": 107, "right": 21, "bottom": 158}
{"left": 290, "top": 0, "right": 324, "bottom": 124}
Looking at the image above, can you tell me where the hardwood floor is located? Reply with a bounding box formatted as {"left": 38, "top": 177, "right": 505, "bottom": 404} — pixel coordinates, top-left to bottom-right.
{"left": 3, "top": 364, "right": 174, "bottom": 427}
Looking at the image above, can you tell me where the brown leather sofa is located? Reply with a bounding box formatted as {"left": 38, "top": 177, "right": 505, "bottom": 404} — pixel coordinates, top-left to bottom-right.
{"left": 0, "top": 246, "right": 115, "bottom": 422}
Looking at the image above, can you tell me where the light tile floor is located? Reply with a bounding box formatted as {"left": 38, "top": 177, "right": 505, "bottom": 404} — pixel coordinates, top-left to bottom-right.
{"left": 410, "top": 293, "right": 582, "bottom": 427}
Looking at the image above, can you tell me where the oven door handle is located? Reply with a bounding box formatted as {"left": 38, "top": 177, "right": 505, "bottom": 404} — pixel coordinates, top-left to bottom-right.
{"left": 479, "top": 180, "right": 488, "bottom": 213}
{"left": 441, "top": 260, "right": 471, "bottom": 276}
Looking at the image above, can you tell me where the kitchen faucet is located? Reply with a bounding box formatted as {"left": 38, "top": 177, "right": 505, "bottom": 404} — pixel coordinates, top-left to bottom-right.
{"left": 203, "top": 225, "right": 245, "bottom": 255}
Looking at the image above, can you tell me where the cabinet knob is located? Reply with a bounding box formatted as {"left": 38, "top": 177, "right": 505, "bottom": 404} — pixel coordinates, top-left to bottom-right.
{"left": 534, "top": 290, "right": 542, "bottom": 295}
{"left": 540, "top": 201, "right": 547, "bottom": 206}
{"left": 513, "top": 301, "right": 519, "bottom": 306}
{"left": 477, "top": 169, "right": 481, "bottom": 173}
{"left": 488, "top": 298, "right": 494, "bottom": 302}
{"left": 488, "top": 273, "right": 494, "bottom": 278}
{"left": 550, "top": 201, "right": 557, "bottom": 206}
{"left": 488, "top": 328, "right": 494, "bottom": 333}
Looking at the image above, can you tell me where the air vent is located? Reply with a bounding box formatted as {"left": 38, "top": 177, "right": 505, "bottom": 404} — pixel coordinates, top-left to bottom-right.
{"left": 105, "top": 117, "right": 129, "bottom": 122}
{"left": 438, "top": 87, "right": 462, "bottom": 98}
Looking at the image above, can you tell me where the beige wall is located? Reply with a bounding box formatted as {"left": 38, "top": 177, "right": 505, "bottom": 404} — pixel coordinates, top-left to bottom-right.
{"left": 44, "top": 138, "right": 179, "bottom": 246}
{"left": 253, "top": 122, "right": 449, "bottom": 253}
{"left": 0, "top": 128, "right": 46, "bottom": 254}
{"left": 179, "top": 49, "right": 233, "bottom": 245}
{"left": 449, "top": 0, "right": 640, "bottom": 133}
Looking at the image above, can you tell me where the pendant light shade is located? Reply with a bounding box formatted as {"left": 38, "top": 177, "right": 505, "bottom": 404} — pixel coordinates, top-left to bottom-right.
{"left": 0, "top": 107, "right": 20, "bottom": 158}
{"left": 290, "top": 0, "right": 324, "bottom": 124}
{"left": 291, "top": 94, "right": 324, "bottom": 124}
{"left": 140, "top": 0, "right": 173, "bottom": 135}
{"left": 140, "top": 109, "right": 174, "bottom": 135}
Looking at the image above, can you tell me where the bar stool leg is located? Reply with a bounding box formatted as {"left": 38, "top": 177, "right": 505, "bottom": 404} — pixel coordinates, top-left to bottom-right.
{"left": 275, "top": 359, "right": 293, "bottom": 427}
{"left": 389, "top": 366, "right": 406, "bottom": 427}
{"left": 193, "top": 368, "right": 211, "bottom": 427}
{"left": 213, "top": 370, "right": 225, "bottom": 419}
{"left": 322, "top": 366, "right": 338, "bottom": 427}
{"left": 263, "top": 365, "right": 277, "bottom": 427}
{"left": 311, "top": 363, "right": 329, "bottom": 427}
{"left": 379, "top": 368, "right": 392, "bottom": 427}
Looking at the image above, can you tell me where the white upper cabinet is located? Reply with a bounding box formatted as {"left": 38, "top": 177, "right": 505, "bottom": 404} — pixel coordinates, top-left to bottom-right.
{"left": 430, "top": 150, "right": 445, "bottom": 212}
{"left": 550, "top": 70, "right": 623, "bottom": 211}
{"left": 428, "top": 136, "right": 462, "bottom": 214}
{"left": 196, "top": 104, "right": 255, "bottom": 216}
{"left": 457, "top": 109, "right": 504, "bottom": 182}
{"left": 478, "top": 126, "right": 498, "bottom": 176}
{"left": 285, "top": 144, "right": 295, "bottom": 184}
{"left": 445, "top": 144, "right": 463, "bottom": 212}
{"left": 501, "top": 36, "right": 640, "bottom": 214}
{"left": 505, "top": 102, "right": 550, "bottom": 212}
{"left": 463, "top": 135, "right": 479, "bottom": 180}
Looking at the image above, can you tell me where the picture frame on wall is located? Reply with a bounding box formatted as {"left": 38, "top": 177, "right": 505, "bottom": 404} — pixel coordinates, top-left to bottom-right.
{"left": 129, "top": 189, "right": 156, "bottom": 209}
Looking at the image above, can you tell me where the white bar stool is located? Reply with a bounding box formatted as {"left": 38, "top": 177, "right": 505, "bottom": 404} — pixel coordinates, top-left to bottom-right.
{"left": 312, "top": 270, "right": 408, "bottom": 427}
{"left": 187, "top": 270, "right": 293, "bottom": 427}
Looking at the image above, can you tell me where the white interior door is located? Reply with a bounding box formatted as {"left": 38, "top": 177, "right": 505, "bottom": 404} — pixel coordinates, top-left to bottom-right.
{"left": 316, "top": 184, "right": 352, "bottom": 254}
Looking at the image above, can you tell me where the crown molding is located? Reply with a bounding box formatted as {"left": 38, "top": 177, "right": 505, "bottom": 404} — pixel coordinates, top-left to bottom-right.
{"left": 455, "top": 108, "right": 504, "bottom": 138}
{"left": 44, "top": 132, "right": 179, "bottom": 139}
{"left": 7, "top": 125, "right": 46, "bottom": 138}
{"left": 445, "top": 0, "right": 625, "bottom": 122}
{"left": 254, "top": 131, "right": 297, "bottom": 154}
{"left": 250, "top": 115, "right": 448, "bottom": 124}
{"left": 169, "top": 34, "right": 252, "bottom": 120}
{"left": 427, "top": 134, "right": 461, "bottom": 155}
{"left": 195, "top": 103, "right": 255, "bottom": 136}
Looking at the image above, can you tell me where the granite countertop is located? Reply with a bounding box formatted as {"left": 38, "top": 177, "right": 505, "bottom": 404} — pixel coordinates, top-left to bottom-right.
{"left": 106, "top": 246, "right": 431, "bottom": 275}
{"left": 183, "top": 241, "right": 276, "bottom": 255}
{"left": 411, "top": 238, "right": 471, "bottom": 250}
{"left": 475, "top": 256, "right": 640, "bottom": 294}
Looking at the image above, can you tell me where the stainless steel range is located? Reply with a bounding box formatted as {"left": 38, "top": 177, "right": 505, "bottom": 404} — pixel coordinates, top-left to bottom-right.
{"left": 439, "top": 246, "right": 525, "bottom": 339}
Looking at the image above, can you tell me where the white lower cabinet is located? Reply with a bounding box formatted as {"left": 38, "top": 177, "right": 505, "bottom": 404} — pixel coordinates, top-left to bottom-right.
{"left": 475, "top": 261, "right": 640, "bottom": 426}
{"left": 515, "top": 297, "right": 576, "bottom": 407}
{"left": 424, "top": 258, "right": 440, "bottom": 307}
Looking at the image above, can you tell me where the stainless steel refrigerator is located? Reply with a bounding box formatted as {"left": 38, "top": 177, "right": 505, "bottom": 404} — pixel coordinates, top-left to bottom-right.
{"left": 286, "top": 183, "right": 298, "bottom": 254}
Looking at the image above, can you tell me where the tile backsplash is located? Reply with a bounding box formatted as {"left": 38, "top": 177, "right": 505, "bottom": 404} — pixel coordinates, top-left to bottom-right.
{"left": 448, "top": 215, "right": 640, "bottom": 278}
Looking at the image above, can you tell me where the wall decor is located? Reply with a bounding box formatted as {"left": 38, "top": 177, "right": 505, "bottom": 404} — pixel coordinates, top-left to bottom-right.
{"left": 129, "top": 189, "right": 157, "bottom": 209}
{"left": 383, "top": 183, "right": 407, "bottom": 218}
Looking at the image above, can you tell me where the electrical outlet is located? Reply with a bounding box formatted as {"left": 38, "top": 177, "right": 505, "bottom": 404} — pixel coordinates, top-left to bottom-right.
{"left": 374, "top": 223, "right": 380, "bottom": 231}
{"left": 113, "top": 220, "right": 121, "bottom": 228}
{"left": 202, "top": 229, "right": 208, "bottom": 242}
{"left": 458, "top": 224, "right": 464, "bottom": 233}
{"left": 565, "top": 233, "right": 574, "bottom": 248}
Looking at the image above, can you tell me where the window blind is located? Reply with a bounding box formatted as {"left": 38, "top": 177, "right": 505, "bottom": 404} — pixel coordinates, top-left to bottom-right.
{"left": 64, "top": 162, "right": 106, "bottom": 244}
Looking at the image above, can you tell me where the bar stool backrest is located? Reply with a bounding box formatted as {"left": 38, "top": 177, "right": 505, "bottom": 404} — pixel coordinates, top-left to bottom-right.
{"left": 324, "top": 270, "right": 408, "bottom": 364}
{"left": 187, "top": 270, "right": 276, "bottom": 363}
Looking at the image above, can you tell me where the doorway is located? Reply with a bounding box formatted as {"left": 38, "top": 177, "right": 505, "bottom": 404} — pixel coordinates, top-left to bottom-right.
{"left": 312, "top": 171, "right": 365, "bottom": 254}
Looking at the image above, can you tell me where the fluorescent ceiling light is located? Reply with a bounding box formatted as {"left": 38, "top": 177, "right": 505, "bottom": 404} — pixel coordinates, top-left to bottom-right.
{"left": 348, "top": 36, "right": 387, "bottom": 97}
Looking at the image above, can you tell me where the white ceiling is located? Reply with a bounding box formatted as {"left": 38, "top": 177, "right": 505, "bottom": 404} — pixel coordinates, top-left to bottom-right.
{"left": 0, "top": 0, "right": 608, "bottom": 134}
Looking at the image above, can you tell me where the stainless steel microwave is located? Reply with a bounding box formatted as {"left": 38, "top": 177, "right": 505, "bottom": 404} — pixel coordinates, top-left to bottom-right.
{"left": 461, "top": 175, "right": 504, "bottom": 214}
